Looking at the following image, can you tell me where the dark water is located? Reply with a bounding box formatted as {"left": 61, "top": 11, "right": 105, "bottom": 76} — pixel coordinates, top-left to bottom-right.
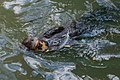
{"left": 0, "top": 0, "right": 120, "bottom": 80}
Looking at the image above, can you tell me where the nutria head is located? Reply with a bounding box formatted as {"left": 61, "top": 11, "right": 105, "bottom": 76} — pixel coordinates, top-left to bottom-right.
{"left": 22, "top": 37, "right": 48, "bottom": 52}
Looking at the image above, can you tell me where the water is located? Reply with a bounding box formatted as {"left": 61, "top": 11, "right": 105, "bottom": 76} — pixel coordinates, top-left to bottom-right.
{"left": 0, "top": 0, "right": 120, "bottom": 80}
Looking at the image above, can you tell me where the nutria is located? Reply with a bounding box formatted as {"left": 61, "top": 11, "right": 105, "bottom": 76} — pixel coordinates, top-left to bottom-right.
{"left": 22, "top": 19, "right": 100, "bottom": 52}
{"left": 22, "top": 22, "right": 80, "bottom": 52}
{"left": 22, "top": 8, "right": 119, "bottom": 52}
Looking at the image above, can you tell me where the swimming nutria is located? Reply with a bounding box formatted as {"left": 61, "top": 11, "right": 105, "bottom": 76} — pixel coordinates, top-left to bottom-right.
{"left": 22, "top": 7, "right": 119, "bottom": 52}
{"left": 22, "top": 21, "right": 81, "bottom": 52}
{"left": 22, "top": 19, "right": 100, "bottom": 52}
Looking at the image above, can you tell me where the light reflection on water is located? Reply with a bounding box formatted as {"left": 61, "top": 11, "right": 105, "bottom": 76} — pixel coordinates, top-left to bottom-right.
{"left": 0, "top": 61, "right": 17, "bottom": 80}
{"left": 24, "top": 55, "right": 80, "bottom": 80}
{"left": 0, "top": 0, "right": 120, "bottom": 80}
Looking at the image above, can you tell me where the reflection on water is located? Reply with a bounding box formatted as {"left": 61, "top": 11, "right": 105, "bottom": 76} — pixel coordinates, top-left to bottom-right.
{"left": 0, "top": 0, "right": 120, "bottom": 80}
{"left": 24, "top": 55, "right": 81, "bottom": 80}
{"left": 0, "top": 61, "right": 17, "bottom": 80}
{"left": 5, "top": 62, "right": 27, "bottom": 75}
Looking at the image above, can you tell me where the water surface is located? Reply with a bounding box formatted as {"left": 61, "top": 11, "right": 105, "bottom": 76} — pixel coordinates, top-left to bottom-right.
{"left": 0, "top": 0, "right": 120, "bottom": 80}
